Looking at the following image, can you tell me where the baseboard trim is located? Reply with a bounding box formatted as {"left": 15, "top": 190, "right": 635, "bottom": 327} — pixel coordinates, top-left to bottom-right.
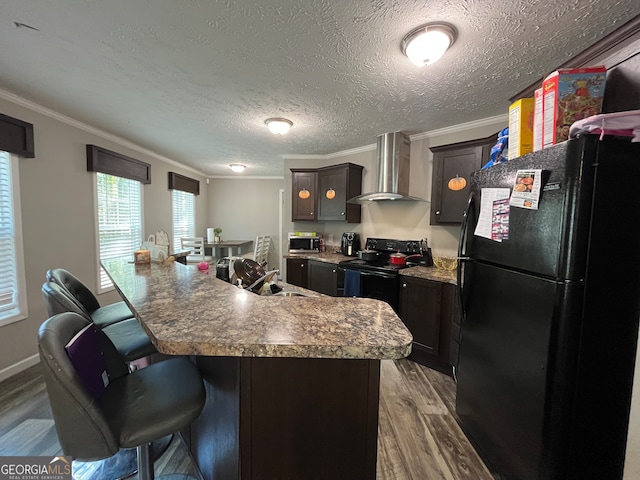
{"left": 0, "top": 354, "right": 40, "bottom": 383}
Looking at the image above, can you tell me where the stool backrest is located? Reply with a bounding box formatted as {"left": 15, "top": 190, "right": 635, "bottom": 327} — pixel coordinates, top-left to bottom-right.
{"left": 46, "top": 268, "right": 101, "bottom": 313}
{"left": 42, "top": 282, "right": 91, "bottom": 320}
{"left": 38, "top": 312, "right": 120, "bottom": 460}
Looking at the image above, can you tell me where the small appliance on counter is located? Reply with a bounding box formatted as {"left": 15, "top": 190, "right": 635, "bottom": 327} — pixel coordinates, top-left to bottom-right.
{"left": 406, "top": 239, "right": 434, "bottom": 266}
{"left": 341, "top": 232, "right": 361, "bottom": 256}
{"left": 288, "top": 232, "right": 320, "bottom": 253}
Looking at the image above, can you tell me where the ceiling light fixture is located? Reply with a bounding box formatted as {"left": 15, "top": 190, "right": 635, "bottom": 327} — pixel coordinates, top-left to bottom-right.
{"left": 265, "top": 117, "right": 293, "bottom": 135}
{"left": 229, "top": 164, "right": 246, "bottom": 173}
{"left": 401, "top": 23, "right": 457, "bottom": 67}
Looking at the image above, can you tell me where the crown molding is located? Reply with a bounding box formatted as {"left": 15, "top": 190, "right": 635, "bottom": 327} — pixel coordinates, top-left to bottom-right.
{"left": 0, "top": 88, "right": 207, "bottom": 178}
{"left": 409, "top": 114, "right": 508, "bottom": 141}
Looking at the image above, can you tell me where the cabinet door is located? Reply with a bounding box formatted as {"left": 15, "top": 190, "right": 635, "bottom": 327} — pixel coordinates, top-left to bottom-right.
{"left": 317, "top": 167, "right": 347, "bottom": 221}
{"left": 286, "top": 258, "right": 308, "bottom": 288}
{"left": 430, "top": 134, "right": 496, "bottom": 225}
{"left": 317, "top": 163, "right": 363, "bottom": 223}
{"left": 398, "top": 277, "right": 442, "bottom": 354}
{"left": 291, "top": 170, "right": 317, "bottom": 221}
{"left": 308, "top": 260, "right": 338, "bottom": 296}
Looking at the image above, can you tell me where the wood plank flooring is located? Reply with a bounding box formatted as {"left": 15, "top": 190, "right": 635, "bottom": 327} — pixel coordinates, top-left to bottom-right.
{"left": 0, "top": 359, "right": 494, "bottom": 479}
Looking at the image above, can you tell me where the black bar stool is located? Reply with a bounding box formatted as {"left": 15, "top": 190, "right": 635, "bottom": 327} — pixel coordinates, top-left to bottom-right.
{"left": 38, "top": 312, "right": 206, "bottom": 480}
{"left": 42, "top": 282, "right": 157, "bottom": 364}
{"left": 46, "top": 268, "right": 134, "bottom": 328}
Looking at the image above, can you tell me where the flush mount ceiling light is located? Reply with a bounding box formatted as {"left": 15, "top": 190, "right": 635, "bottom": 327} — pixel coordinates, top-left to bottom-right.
{"left": 401, "top": 23, "right": 457, "bottom": 67}
{"left": 265, "top": 117, "right": 293, "bottom": 135}
{"left": 229, "top": 164, "right": 246, "bottom": 173}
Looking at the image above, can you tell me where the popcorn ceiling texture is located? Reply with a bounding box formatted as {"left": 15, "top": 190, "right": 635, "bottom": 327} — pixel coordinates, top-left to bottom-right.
{"left": 0, "top": 0, "right": 638, "bottom": 176}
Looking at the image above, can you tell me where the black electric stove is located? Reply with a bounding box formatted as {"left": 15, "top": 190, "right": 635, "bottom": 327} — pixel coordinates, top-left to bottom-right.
{"left": 338, "top": 238, "right": 425, "bottom": 273}
{"left": 338, "top": 238, "right": 431, "bottom": 311}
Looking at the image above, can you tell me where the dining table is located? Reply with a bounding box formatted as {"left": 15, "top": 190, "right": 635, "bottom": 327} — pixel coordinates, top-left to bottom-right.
{"left": 203, "top": 239, "right": 253, "bottom": 258}
{"left": 101, "top": 257, "right": 412, "bottom": 480}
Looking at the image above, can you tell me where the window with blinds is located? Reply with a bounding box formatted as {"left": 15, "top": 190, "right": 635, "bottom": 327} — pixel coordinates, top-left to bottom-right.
{"left": 96, "top": 172, "right": 143, "bottom": 290}
{"left": 172, "top": 189, "right": 195, "bottom": 252}
{"left": 0, "top": 150, "right": 27, "bottom": 325}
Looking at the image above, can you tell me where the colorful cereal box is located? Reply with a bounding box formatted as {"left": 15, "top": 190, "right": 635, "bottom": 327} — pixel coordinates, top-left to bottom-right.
{"left": 542, "top": 66, "right": 607, "bottom": 148}
{"left": 533, "top": 88, "right": 543, "bottom": 152}
{"left": 508, "top": 98, "right": 535, "bottom": 159}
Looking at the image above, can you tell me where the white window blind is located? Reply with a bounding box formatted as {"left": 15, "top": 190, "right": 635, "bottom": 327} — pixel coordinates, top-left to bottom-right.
{"left": 96, "top": 172, "right": 143, "bottom": 290}
{"left": 0, "top": 150, "right": 27, "bottom": 325}
{"left": 172, "top": 189, "right": 195, "bottom": 252}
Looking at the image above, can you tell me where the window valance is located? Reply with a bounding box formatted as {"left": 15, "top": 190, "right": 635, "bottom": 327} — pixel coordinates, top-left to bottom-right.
{"left": 86, "top": 145, "right": 151, "bottom": 184}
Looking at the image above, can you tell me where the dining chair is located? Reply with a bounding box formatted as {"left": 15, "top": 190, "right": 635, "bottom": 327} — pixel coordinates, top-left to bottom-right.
{"left": 180, "top": 237, "right": 214, "bottom": 263}
{"left": 241, "top": 235, "right": 271, "bottom": 267}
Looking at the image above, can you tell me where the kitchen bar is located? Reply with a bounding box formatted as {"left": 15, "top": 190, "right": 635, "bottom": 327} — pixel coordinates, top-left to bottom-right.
{"left": 102, "top": 258, "right": 412, "bottom": 480}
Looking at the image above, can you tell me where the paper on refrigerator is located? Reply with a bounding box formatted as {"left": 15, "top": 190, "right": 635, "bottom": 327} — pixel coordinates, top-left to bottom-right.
{"left": 474, "top": 188, "right": 511, "bottom": 240}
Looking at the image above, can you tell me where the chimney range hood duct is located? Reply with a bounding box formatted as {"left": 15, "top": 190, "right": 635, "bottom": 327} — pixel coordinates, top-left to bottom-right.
{"left": 347, "top": 131, "right": 427, "bottom": 204}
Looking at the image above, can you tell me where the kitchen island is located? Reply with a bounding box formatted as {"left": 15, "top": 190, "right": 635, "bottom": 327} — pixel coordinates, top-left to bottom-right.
{"left": 102, "top": 258, "right": 412, "bottom": 480}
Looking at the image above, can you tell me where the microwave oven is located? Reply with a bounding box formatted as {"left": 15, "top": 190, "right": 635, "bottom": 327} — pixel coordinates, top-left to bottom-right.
{"left": 288, "top": 233, "right": 320, "bottom": 253}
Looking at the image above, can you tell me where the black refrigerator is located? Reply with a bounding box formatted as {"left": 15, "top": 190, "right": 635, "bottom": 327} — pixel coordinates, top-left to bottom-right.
{"left": 456, "top": 135, "right": 640, "bottom": 480}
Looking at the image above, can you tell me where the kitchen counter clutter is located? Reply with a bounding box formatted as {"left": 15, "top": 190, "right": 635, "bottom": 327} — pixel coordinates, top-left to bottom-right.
{"left": 102, "top": 257, "right": 411, "bottom": 359}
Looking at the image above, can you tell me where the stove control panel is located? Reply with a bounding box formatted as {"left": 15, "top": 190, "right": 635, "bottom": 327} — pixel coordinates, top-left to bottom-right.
{"left": 365, "top": 238, "right": 422, "bottom": 254}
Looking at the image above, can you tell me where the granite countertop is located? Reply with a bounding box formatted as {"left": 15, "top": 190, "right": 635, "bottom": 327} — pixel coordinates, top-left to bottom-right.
{"left": 102, "top": 258, "right": 412, "bottom": 360}
{"left": 399, "top": 266, "right": 457, "bottom": 285}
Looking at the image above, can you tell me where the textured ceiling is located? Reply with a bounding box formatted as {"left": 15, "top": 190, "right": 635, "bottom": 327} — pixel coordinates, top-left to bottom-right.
{"left": 1, "top": 1, "right": 639, "bottom": 177}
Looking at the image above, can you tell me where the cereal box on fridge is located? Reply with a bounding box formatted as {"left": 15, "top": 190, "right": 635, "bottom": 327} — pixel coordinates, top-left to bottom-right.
{"left": 508, "top": 98, "right": 535, "bottom": 159}
{"left": 542, "top": 66, "right": 606, "bottom": 148}
{"left": 533, "top": 88, "right": 543, "bottom": 152}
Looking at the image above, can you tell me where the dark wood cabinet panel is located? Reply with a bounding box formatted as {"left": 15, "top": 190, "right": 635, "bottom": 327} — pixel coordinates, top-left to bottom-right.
{"left": 291, "top": 169, "right": 317, "bottom": 221}
{"left": 430, "top": 134, "right": 496, "bottom": 225}
{"left": 398, "top": 276, "right": 458, "bottom": 376}
{"left": 192, "top": 355, "right": 380, "bottom": 480}
{"left": 308, "top": 260, "right": 338, "bottom": 296}
{"left": 317, "top": 163, "right": 363, "bottom": 223}
{"left": 399, "top": 277, "right": 442, "bottom": 354}
{"left": 286, "top": 258, "right": 309, "bottom": 288}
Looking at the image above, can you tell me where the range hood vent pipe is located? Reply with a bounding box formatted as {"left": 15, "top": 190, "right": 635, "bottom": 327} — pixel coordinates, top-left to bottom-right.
{"left": 347, "top": 131, "right": 427, "bottom": 204}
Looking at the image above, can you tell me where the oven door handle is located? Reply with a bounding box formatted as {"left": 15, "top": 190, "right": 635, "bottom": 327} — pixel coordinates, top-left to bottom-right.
{"left": 358, "top": 270, "right": 398, "bottom": 281}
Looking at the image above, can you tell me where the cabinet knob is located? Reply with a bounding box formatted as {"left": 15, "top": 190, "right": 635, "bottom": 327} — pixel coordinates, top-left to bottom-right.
{"left": 332, "top": 269, "right": 336, "bottom": 273}
{"left": 435, "top": 211, "right": 441, "bottom": 215}
{"left": 402, "top": 283, "right": 407, "bottom": 288}
{"left": 300, "top": 264, "right": 305, "bottom": 267}
{"left": 341, "top": 212, "right": 345, "bottom": 215}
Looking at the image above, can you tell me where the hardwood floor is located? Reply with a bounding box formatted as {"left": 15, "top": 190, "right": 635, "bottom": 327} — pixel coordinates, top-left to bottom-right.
{"left": 0, "top": 359, "right": 493, "bottom": 479}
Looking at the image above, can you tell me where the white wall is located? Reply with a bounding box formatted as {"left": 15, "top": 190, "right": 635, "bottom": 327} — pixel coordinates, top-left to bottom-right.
{"left": 207, "top": 177, "right": 284, "bottom": 269}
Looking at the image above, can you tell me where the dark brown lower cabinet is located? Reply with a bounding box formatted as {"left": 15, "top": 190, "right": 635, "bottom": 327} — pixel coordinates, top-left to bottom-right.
{"left": 286, "top": 258, "right": 308, "bottom": 288}
{"left": 189, "top": 356, "right": 380, "bottom": 480}
{"left": 398, "top": 276, "right": 457, "bottom": 376}
{"left": 308, "top": 259, "right": 338, "bottom": 296}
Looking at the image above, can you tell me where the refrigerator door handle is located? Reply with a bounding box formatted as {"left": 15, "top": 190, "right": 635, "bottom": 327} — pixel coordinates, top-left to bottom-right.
{"left": 457, "top": 192, "right": 474, "bottom": 325}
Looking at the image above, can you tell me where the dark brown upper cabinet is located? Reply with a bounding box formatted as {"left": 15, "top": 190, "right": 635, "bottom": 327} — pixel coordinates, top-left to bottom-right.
{"left": 430, "top": 134, "right": 496, "bottom": 225}
{"left": 291, "top": 168, "right": 317, "bottom": 221}
{"left": 317, "top": 163, "right": 363, "bottom": 223}
{"left": 291, "top": 163, "right": 363, "bottom": 223}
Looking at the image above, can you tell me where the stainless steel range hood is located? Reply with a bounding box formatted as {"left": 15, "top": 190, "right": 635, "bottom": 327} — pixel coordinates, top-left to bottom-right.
{"left": 347, "top": 131, "right": 427, "bottom": 204}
